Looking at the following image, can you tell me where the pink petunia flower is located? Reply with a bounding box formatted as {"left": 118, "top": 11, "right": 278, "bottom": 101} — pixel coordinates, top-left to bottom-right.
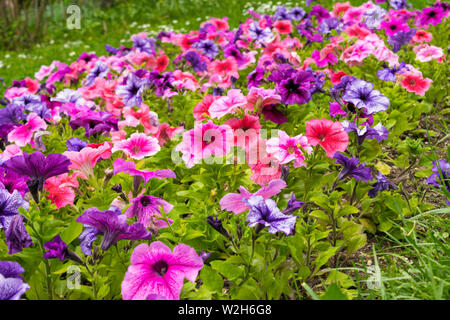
{"left": 273, "top": 20, "right": 293, "bottom": 34}
{"left": 245, "top": 87, "right": 281, "bottom": 112}
{"left": 121, "top": 241, "right": 203, "bottom": 300}
{"left": 414, "top": 44, "right": 444, "bottom": 63}
{"left": 411, "top": 30, "right": 432, "bottom": 43}
{"left": 175, "top": 121, "right": 232, "bottom": 168}
{"left": 8, "top": 113, "right": 47, "bottom": 147}
{"left": 111, "top": 133, "right": 160, "bottom": 160}
{"left": 220, "top": 179, "right": 287, "bottom": 214}
{"left": 193, "top": 95, "right": 218, "bottom": 121}
{"left": 125, "top": 194, "right": 174, "bottom": 229}
{"left": 266, "top": 130, "right": 312, "bottom": 168}
{"left": 399, "top": 71, "right": 432, "bottom": 96}
{"left": 305, "top": 119, "right": 349, "bottom": 158}
{"left": 44, "top": 173, "right": 80, "bottom": 209}
{"left": 208, "top": 89, "right": 247, "bottom": 119}
{"left": 63, "top": 142, "right": 112, "bottom": 179}
{"left": 0, "top": 144, "right": 23, "bottom": 161}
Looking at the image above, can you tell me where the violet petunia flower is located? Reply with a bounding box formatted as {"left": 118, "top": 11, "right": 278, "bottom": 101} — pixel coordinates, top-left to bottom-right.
{"left": 426, "top": 160, "right": 450, "bottom": 205}
{"left": 0, "top": 261, "right": 25, "bottom": 279}
{"left": 77, "top": 206, "right": 151, "bottom": 252}
{"left": 248, "top": 22, "right": 273, "bottom": 44}
{"left": 133, "top": 36, "right": 155, "bottom": 55}
{"left": 277, "top": 70, "right": 316, "bottom": 105}
{"left": 289, "top": 7, "right": 307, "bottom": 21}
{"left": 377, "top": 62, "right": 407, "bottom": 82}
{"left": 43, "top": 235, "right": 82, "bottom": 263}
{"left": 273, "top": 5, "right": 291, "bottom": 20}
{"left": 342, "top": 121, "right": 389, "bottom": 145}
{"left": 116, "top": 73, "right": 147, "bottom": 108}
{"left": 78, "top": 225, "right": 101, "bottom": 256}
{"left": 247, "top": 67, "right": 265, "bottom": 88}
{"left": 282, "top": 193, "right": 305, "bottom": 214}
{"left": 184, "top": 51, "right": 207, "bottom": 73}
{"left": 3, "top": 152, "right": 71, "bottom": 203}
{"left": 334, "top": 153, "right": 373, "bottom": 183}
{"left": 66, "top": 137, "right": 88, "bottom": 152}
{"left": 0, "top": 262, "right": 29, "bottom": 300}
{"left": 85, "top": 61, "right": 109, "bottom": 87}
{"left": 2, "top": 214, "right": 33, "bottom": 254}
{"left": 368, "top": 173, "right": 396, "bottom": 198}
{"left": 0, "top": 188, "right": 28, "bottom": 218}
{"left": 206, "top": 216, "right": 230, "bottom": 239}
{"left": 113, "top": 158, "right": 176, "bottom": 185}
{"left": 364, "top": 6, "right": 387, "bottom": 29}
{"left": 193, "top": 40, "right": 219, "bottom": 59}
{"left": 246, "top": 196, "right": 297, "bottom": 236}
{"left": 69, "top": 110, "right": 118, "bottom": 138}
{"left": 342, "top": 79, "right": 390, "bottom": 114}
{"left": 388, "top": 28, "right": 416, "bottom": 53}
{"left": 0, "top": 104, "right": 26, "bottom": 126}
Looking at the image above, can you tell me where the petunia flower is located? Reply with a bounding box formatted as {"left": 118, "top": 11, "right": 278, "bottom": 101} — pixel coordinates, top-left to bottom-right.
{"left": 276, "top": 70, "right": 316, "bottom": 105}
{"left": 63, "top": 142, "right": 112, "bottom": 179}
{"left": 0, "top": 188, "right": 28, "bottom": 218}
{"left": 305, "top": 118, "right": 349, "bottom": 158}
{"left": 387, "top": 28, "right": 416, "bottom": 52}
{"left": 3, "top": 152, "right": 71, "bottom": 203}
{"left": 334, "top": 153, "right": 373, "bottom": 183}
{"left": 426, "top": 160, "right": 449, "bottom": 205}
{"left": 282, "top": 193, "right": 305, "bottom": 214}
{"left": 115, "top": 73, "right": 147, "bottom": 108}
{"left": 368, "top": 172, "right": 396, "bottom": 198}
{"left": 266, "top": 130, "right": 312, "bottom": 168}
{"left": 208, "top": 89, "right": 247, "bottom": 119}
{"left": 220, "top": 179, "right": 287, "bottom": 214}
{"left": 76, "top": 206, "right": 151, "bottom": 252}
{"left": 7, "top": 113, "right": 47, "bottom": 147}
{"left": 175, "top": 121, "right": 232, "bottom": 169}
{"left": 111, "top": 133, "right": 160, "bottom": 160}
{"left": 2, "top": 214, "right": 33, "bottom": 254}
{"left": 399, "top": 71, "right": 432, "bottom": 96}
{"left": 121, "top": 241, "right": 203, "bottom": 300}
{"left": 246, "top": 196, "right": 297, "bottom": 236}
{"left": 342, "top": 79, "right": 390, "bottom": 114}
{"left": 113, "top": 158, "right": 175, "bottom": 185}
{"left": 124, "top": 194, "right": 173, "bottom": 230}
{"left": 0, "top": 263, "right": 29, "bottom": 300}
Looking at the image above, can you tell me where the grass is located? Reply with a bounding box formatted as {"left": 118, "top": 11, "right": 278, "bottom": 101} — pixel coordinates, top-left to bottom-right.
{"left": 0, "top": 0, "right": 448, "bottom": 300}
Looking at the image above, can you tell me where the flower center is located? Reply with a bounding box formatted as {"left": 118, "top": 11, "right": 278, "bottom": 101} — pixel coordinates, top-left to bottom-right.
{"left": 287, "top": 146, "right": 296, "bottom": 154}
{"left": 140, "top": 196, "right": 151, "bottom": 207}
{"left": 152, "top": 259, "right": 169, "bottom": 276}
{"left": 132, "top": 145, "right": 141, "bottom": 154}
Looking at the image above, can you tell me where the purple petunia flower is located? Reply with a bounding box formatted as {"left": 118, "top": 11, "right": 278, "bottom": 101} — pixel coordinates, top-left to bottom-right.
{"left": 0, "top": 188, "right": 28, "bottom": 218}
{"left": 116, "top": 73, "right": 147, "bottom": 108}
{"left": 43, "top": 235, "right": 83, "bottom": 263}
{"left": 66, "top": 137, "right": 88, "bottom": 152}
{"left": 3, "top": 152, "right": 71, "bottom": 203}
{"left": 342, "top": 79, "right": 390, "bottom": 114}
{"left": 79, "top": 225, "right": 101, "bottom": 256}
{"left": 318, "top": 18, "right": 343, "bottom": 35}
{"left": 289, "top": 7, "right": 307, "bottom": 21}
{"left": 124, "top": 195, "right": 173, "bottom": 231}
{"left": 273, "top": 5, "right": 291, "bottom": 20}
{"left": 2, "top": 214, "right": 33, "bottom": 254}
{"left": 133, "top": 36, "right": 155, "bottom": 55}
{"left": 77, "top": 206, "right": 151, "bottom": 252}
{"left": 389, "top": 0, "right": 409, "bottom": 10}
{"left": 246, "top": 196, "right": 297, "bottom": 236}
{"left": 248, "top": 22, "right": 273, "bottom": 44}
{"left": 224, "top": 44, "right": 245, "bottom": 66}
{"left": 282, "top": 193, "right": 305, "bottom": 215}
{"left": 69, "top": 110, "right": 118, "bottom": 138}
{"left": 387, "top": 28, "right": 416, "bottom": 53}
{"left": 0, "top": 167, "right": 29, "bottom": 198}
{"left": 148, "top": 71, "right": 174, "bottom": 97}
{"left": 43, "top": 235, "right": 68, "bottom": 261}
{"left": 277, "top": 70, "right": 316, "bottom": 105}
{"left": 426, "top": 160, "right": 450, "bottom": 205}
{"left": 193, "top": 40, "right": 219, "bottom": 59}
{"left": 51, "top": 89, "right": 85, "bottom": 106}
{"left": 377, "top": 62, "right": 407, "bottom": 82}
{"left": 0, "top": 104, "right": 26, "bottom": 126}
{"left": 334, "top": 153, "right": 373, "bottom": 183}
{"left": 368, "top": 173, "right": 397, "bottom": 198}
{"left": 0, "top": 261, "right": 25, "bottom": 279}
{"left": 184, "top": 51, "right": 207, "bottom": 73}
{"left": 0, "top": 262, "right": 30, "bottom": 300}
{"left": 85, "top": 61, "right": 109, "bottom": 87}
{"left": 247, "top": 67, "right": 265, "bottom": 88}
{"left": 310, "top": 4, "right": 331, "bottom": 23}
{"left": 342, "top": 121, "right": 389, "bottom": 145}
{"left": 364, "top": 6, "right": 387, "bottom": 29}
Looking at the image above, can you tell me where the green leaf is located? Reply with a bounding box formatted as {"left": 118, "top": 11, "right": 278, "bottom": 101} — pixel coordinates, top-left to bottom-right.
{"left": 200, "top": 265, "right": 224, "bottom": 293}
{"left": 321, "top": 283, "right": 348, "bottom": 300}
{"left": 60, "top": 220, "right": 83, "bottom": 245}
{"left": 210, "top": 260, "right": 244, "bottom": 281}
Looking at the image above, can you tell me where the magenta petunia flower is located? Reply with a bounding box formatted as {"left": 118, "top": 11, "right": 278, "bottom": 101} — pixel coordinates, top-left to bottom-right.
{"left": 208, "top": 89, "right": 247, "bottom": 119}
{"left": 121, "top": 241, "right": 203, "bottom": 300}
{"left": 125, "top": 194, "right": 174, "bottom": 229}
{"left": 7, "top": 113, "right": 47, "bottom": 147}
{"left": 266, "top": 130, "right": 312, "bottom": 168}
{"left": 175, "top": 121, "right": 232, "bottom": 168}
{"left": 220, "top": 179, "right": 287, "bottom": 214}
{"left": 111, "top": 133, "right": 160, "bottom": 160}
{"left": 113, "top": 158, "right": 176, "bottom": 184}
{"left": 305, "top": 119, "right": 349, "bottom": 158}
